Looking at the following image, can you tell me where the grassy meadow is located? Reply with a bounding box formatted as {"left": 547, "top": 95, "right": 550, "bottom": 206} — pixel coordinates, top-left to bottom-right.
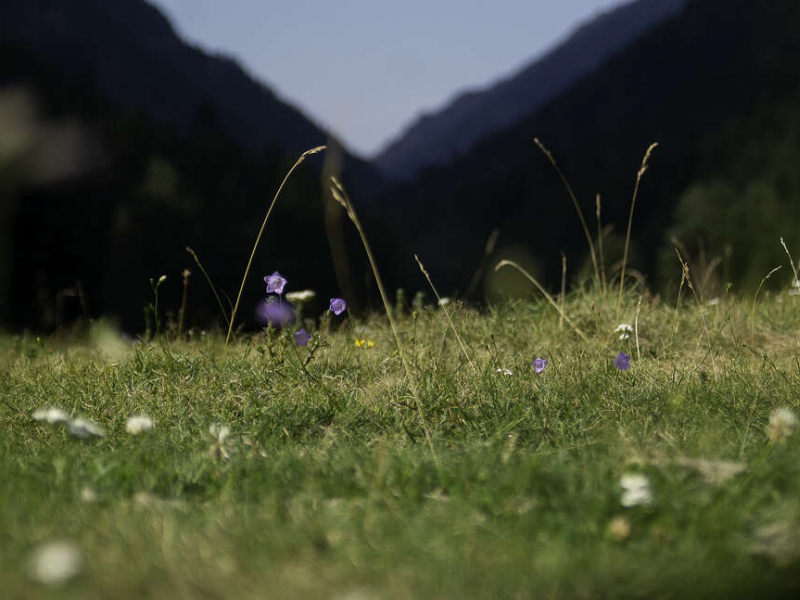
{"left": 3, "top": 282, "right": 800, "bottom": 598}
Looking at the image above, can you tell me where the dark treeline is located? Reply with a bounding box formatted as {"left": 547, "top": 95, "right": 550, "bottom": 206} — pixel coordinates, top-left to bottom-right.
{"left": 2, "top": 0, "right": 800, "bottom": 333}
{"left": 378, "top": 0, "right": 800, "bottom": 299}
{"left": 0, "top": 42, "right": 395, "bottom": 333}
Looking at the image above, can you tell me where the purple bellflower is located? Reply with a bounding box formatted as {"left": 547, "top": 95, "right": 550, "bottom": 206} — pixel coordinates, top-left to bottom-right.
{"left": 615, "top": 352, "right": 631, "bottom": 371}
{"left": 329, "top": 297, "right": 347, "bottom": 316}
{"left": 256, "top": 298, "right": 294, "bottom": 328}
{"left": 532, "top": 357, "right": 548, "bottom": 374}
{"left": 264, "top": 271, "right": 287, "bottom": 295}
{"left": 294, "top": 328, "right": 311, "bottom": 347}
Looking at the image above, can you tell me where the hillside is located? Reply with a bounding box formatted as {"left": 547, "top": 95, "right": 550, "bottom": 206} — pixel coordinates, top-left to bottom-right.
{"left": 374, "top": 0, "right": 687, "bottom": 181}
{"left": 377, "top": 0, "right": 800, "bottom": 297}
{"left": 0, "top": 0, "right": 387, "bottom": 331}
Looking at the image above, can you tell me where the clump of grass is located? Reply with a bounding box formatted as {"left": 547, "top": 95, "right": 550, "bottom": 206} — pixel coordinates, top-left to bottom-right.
{"left": 3, "top": 289, "right": 800, "bottom": 598}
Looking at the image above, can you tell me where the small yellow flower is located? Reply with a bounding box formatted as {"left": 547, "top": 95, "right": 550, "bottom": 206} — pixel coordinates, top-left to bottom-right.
{"left": 355, "top": 339, "right": 376, "bottom": 348}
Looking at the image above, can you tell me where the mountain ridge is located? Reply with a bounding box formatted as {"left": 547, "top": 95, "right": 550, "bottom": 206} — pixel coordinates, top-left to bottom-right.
{"left": 0, "top": 0, "right": 384, "bottom": 195}
{"left": 374, "top": 0, "right": 687, "bottom": 181}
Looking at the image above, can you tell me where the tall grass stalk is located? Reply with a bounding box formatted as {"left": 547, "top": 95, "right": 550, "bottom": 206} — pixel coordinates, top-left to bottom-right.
{"left": 559, "top": 252, "right": 567, "bottom": 332}
{"left": 596, "top": 194, "right": 608, "bottom": 295}
{"left": 617, "top": 143, "right": 658, "bottom": 319}
{"left": 495, "top": 259, "right": 589, "bottom": 343}
{"left": 186, "top": 246, "right": 230, "bottom": 327}
{"left": 534, "top": 138, "right": 601, "bottom": 291}
{"left": 415, "top": 254, "right": 478, "bottom": 375}
{"left": 225, "top": 146, "right": 326, "bottom": 349}
{"left": 330, "top": 178, "right": 437, "bottom": 465}
{"left": 675, "top": 247, "right": 718, "bottom": 379}
{"left": 751, "top": 265, "right": 781, "bottom": 340}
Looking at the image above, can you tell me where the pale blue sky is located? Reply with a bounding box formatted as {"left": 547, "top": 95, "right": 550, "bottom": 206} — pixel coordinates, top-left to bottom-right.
{"left": 149, "top": 0, "right": 623, "bottom": 157}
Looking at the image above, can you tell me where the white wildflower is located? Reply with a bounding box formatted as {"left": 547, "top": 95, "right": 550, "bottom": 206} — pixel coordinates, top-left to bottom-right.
{"left": 80, "top": 488, "right": 98, "bottom": 503}
{"left": 32, "top": 407, "right": 70, "bottom": 425}
{"left": 676, "top": 458, "right": 746, "bottom": 485}
{"left": 438, "top": 297, "right": 451, "bottom": 307}
{"left": 496, "top": 368, "right": 513, "bottom": 376}
{"left": 707, "top": 297, "right": 721, "bottom": 306}
{"left": 126, "top": 415, "right": 153, "bottom": 435}
{"left": 767, "top": 407, "right": 797, "bottom": 441}
{"left": 28, "top": 540, "right": 82, "bottom": 585}
{"left": 285, "top": 289, "right": 316, "bottom": 303}
{"left": 614, "top": 324, "right": 634, "bottom": 341}
{"left": 209, "top": 423, "right": 230, "bottom": 444}
{"left": 207, "top": 423, "right": 232, "bottom": 460}
{"left": 620, "top": 473, "right": 653, "bottom": 507}
{"left": 67, "top": 418, "right": 104, "bottom": 439}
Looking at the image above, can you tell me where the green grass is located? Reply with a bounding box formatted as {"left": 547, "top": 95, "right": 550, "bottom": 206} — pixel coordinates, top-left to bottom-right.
{"left": 3, "top": 290, "right": 800, "bottom": 598}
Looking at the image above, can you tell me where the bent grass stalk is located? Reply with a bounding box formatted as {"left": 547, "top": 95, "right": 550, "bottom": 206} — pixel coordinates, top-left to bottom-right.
{"left": 330, "top": 177, "right": 438, "bottom": 465}
{"left": 751, "top": 265, "right": 781, "bottom": 341}
{"left": 225, "top": 146, "right": 326, "bottom": 349}
{"left": 617, "top": 143, "right": 658, "bottom": 319}
{"left": 494, "top": 259, "right": 589, "bottom": 343}
{"left": 596, "top": 194, "right": 607, "bottom": 295}
{"left": 674, "top": 247, "right": 718, "bottom": 380}
{"left": 534, "top": 138, "right": 600, "bottom": 292}
{"left": 329, "top": 177, "right": 413, "bottom": 383}
{"left": 415, "top": 254, "right": 478, "bottom": 375}
{"left": 186, "top": 246, "right": 230, "bottom": 327}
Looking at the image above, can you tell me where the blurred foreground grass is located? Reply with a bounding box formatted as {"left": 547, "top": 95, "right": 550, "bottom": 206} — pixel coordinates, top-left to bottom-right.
{"left": 2, "top": 290, "right": 800, "bottom": 598}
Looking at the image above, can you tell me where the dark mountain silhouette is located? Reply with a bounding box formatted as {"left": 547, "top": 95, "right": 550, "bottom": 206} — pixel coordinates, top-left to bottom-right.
{"left": 374, "top": 0, "right": 687, "bottom": 181}
{"left": 377, "top": 0, "right": 800, "bottom": 297}
{"left": 0, "top": 0, "right": 383, "bottom": 194}
{"left": 0, "top": 0, "right": 387, "bottom": 331}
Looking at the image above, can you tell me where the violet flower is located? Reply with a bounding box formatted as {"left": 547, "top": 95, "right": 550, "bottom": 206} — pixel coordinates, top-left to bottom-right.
{"left": 256, "top": 298, "right": 294, "bottom": 328}
{"left": 294, "top": 328, "right": 311, "bottom": 347}
{"left": 614, "top": 352, "right": 631, "bottom": 371}
{"left": 329, "top": 297, "right": 347, "bottom": 316}
{"left": 532, "top": 357, "right": 548, "bottom": 374}
{"left": 264, "top": 271, "right": 287, "bottom": 295}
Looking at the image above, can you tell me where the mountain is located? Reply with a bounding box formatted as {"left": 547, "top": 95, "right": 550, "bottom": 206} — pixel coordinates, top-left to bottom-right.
{"left": 374, "top": 0, "right": 687, "bottom": 181}
{"left": 376, "top": 0, "right": 800, "bottom": 297}
{"left": 0, "top": 0, "right": 386, "bottom": 331}
{"left": 0, "top": 0, "right": 383, "bottom": 194}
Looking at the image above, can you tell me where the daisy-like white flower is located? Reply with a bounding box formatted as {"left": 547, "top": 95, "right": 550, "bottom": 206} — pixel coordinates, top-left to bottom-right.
{"left": 264, "top": 271, "right": 287, "bottom": 295}
{"left": 126, "top": 415, "right": 153, "bottom": 435}
{"left": 620, "top": 473, "right": 653, "bottom": 507}
{"left": 67, "top": 418, "right": 104, "bottom": 439}
{"left": 28, "top": 540, "right": 83, "bottom": 585}
{"left": 285, "top": 289, "right": 316, "bottom": 303}
{"left": 209, "top": 423, "right": 230, "bottom": 443}
{"left": 496, "top": 368, "right": 514, "bottom": 376}
{"left": 330, "top": 297, "right": 347, "bottom": 316}
{"left": 532, "top": 357, "right": 548, "bottom": 374}
{"left": 208, "top": 423, "right": 232, "bottom": 460}
{"left": 438, "top": 297, "right": 451, "bottom": 307}
{"left": 766, "top": 407, "right": 798, "bottom": 441}
{"left": 614, "top": 323, "right": 634, "bottom": 340}
{"left": 32, "top": 407, "right": 70, "bottom": 425}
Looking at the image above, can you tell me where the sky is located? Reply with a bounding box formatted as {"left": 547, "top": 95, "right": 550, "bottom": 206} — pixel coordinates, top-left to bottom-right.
{"left": 149, "top": 0, "right": 623, "bottom": 158}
